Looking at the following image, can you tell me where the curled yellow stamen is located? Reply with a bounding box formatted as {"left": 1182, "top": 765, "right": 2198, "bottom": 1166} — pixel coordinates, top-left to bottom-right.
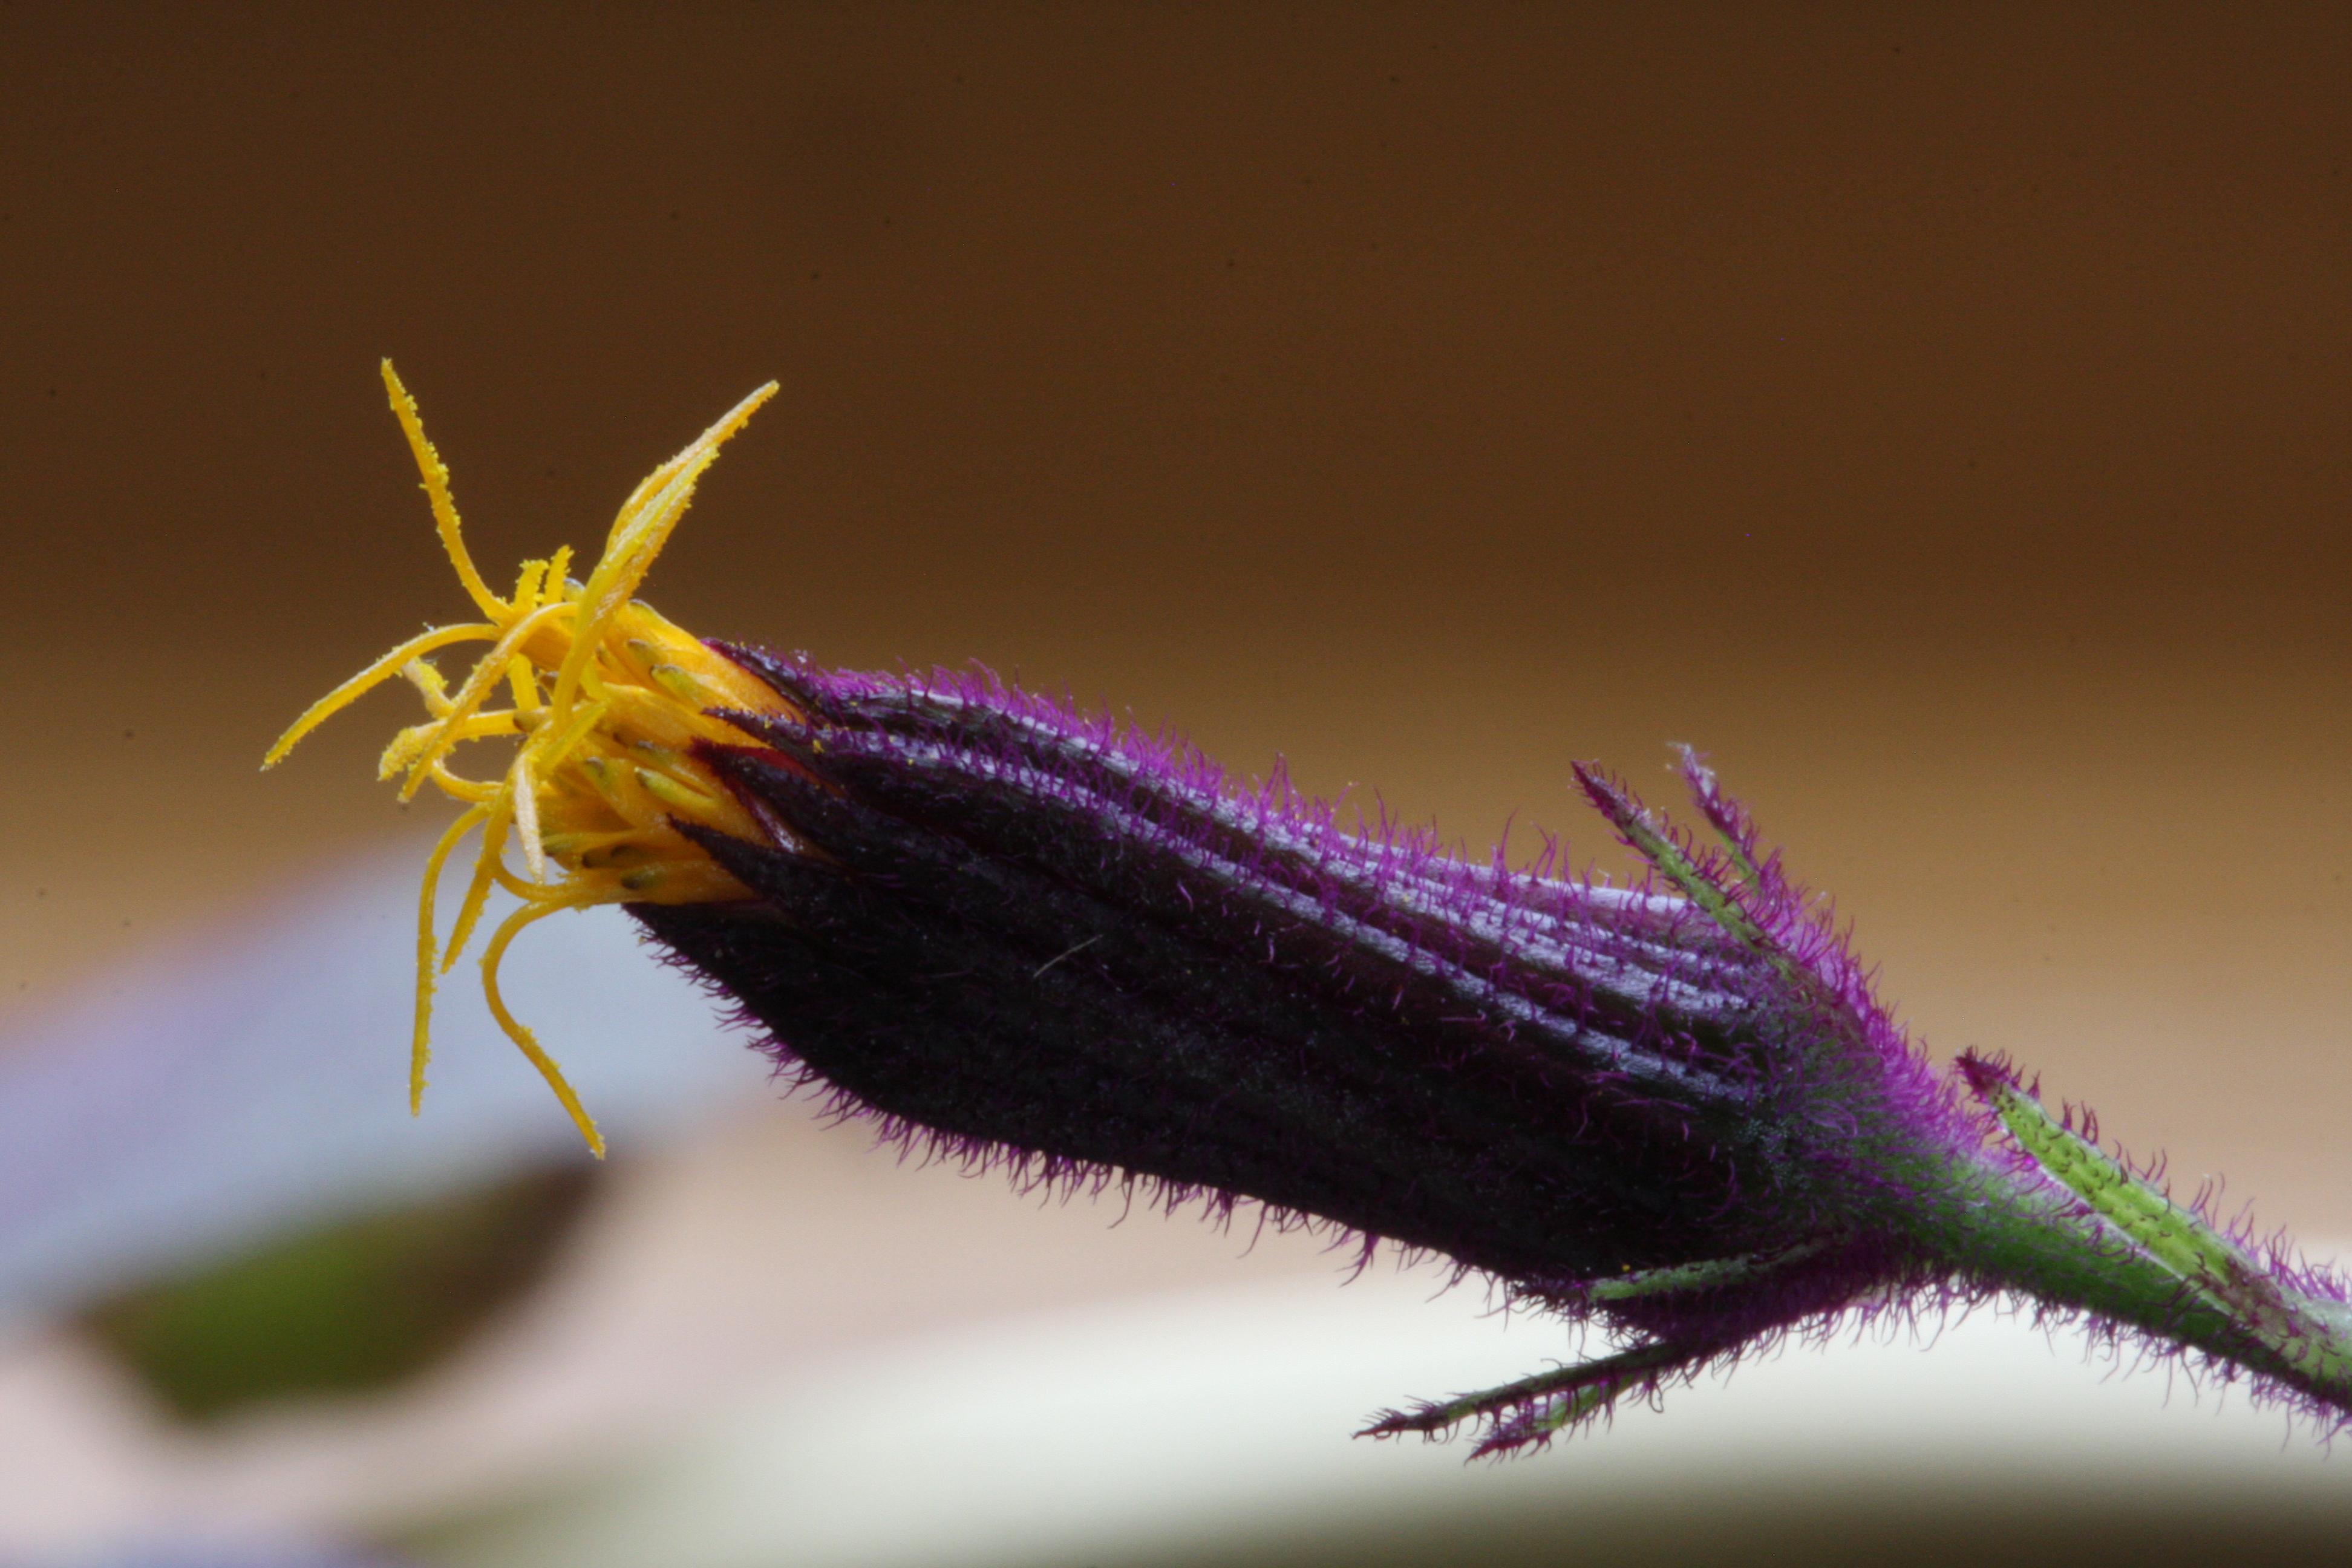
{"left": 264, "top": 361, "right": 800, "bottom": 1155}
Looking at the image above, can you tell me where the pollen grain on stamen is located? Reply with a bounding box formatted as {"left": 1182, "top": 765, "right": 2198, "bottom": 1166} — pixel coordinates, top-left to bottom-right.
{"left": 263, "top": 361, "right": 798, "bottom": 1156}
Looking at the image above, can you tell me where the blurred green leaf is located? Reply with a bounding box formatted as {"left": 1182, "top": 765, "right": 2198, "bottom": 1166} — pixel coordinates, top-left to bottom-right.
{"left": 82, "top": 1165, "right": 597, "bottom": 1422}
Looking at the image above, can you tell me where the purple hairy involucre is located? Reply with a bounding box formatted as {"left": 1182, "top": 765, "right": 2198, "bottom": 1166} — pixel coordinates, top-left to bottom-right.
{"left": 626, "top": 650, "right": 2352, "bottom": 1455}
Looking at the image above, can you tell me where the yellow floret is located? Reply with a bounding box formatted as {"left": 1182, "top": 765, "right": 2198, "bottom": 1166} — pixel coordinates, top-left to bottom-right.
{"left": 264, "top": 362, "right": 798, "bottom": 1156}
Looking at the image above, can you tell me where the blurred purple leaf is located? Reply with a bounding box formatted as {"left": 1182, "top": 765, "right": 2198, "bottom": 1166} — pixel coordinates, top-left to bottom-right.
{"left": 0, "top": 843, "right": 772, "bottom": 1319}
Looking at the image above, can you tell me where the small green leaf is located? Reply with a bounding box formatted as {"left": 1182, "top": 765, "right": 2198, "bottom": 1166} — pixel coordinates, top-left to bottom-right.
{"left": 1587, "top": 1242, "right": 1826, "bottom": 1302}
{"left": 82, "top": 1164, "right": 596, "bottom": 1422}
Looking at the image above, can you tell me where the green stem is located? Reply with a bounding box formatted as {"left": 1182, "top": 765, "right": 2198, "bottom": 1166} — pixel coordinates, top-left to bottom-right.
{"left": 1967, "top": 1080, "right": 2352, "bottom": 1396}
{"left": 1914, "top": 1140, "right": 2352, "bottom": 1413}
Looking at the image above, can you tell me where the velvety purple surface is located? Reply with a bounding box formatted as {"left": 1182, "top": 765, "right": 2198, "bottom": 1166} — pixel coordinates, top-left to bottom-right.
{"left": 628, "top": 656, "right": 2060, "bottom": 1448}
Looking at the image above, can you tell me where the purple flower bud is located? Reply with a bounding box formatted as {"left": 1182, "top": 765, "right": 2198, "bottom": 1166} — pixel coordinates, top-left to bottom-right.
{"left": 277, "top": 369, "right": 2352, "bottom": 1455}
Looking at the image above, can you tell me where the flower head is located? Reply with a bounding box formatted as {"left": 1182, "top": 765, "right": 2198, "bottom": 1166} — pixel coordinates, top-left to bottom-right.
{"left": 276, "top": 369, "right": 2352, "bottom": 1450}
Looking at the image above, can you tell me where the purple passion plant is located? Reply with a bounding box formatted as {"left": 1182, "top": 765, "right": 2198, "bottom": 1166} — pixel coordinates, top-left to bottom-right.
{"left": 267, "top": 366, "right": 2352, "bottom": 1455}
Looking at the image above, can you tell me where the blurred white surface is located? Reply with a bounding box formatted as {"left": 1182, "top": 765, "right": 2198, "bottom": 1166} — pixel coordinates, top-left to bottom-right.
{"left": 432, "top": 1255, "right": 2352, "bottom": 1568}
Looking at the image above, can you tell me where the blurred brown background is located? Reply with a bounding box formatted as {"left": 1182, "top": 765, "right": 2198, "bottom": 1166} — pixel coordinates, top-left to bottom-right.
{"left": 1, "top": 1, "right": 2347, "bottom": 1538}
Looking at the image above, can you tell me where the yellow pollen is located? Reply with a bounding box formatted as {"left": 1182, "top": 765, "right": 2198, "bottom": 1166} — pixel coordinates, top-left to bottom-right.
{"left": 264, "top": 362, "right": 800, "bottom": 1156}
